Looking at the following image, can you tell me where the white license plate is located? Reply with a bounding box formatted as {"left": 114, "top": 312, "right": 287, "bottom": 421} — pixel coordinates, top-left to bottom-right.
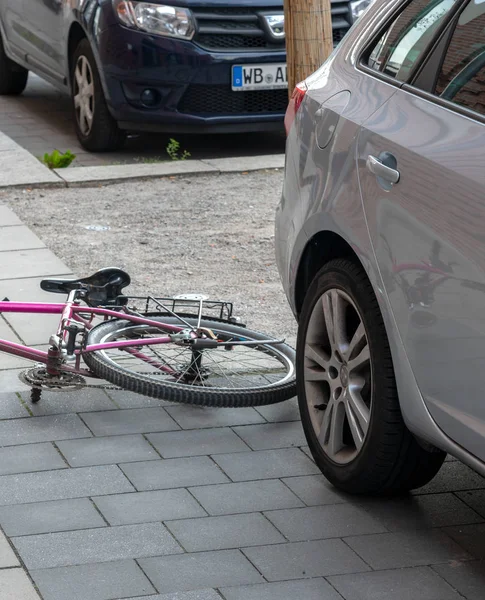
{"left": 232, "top": 63, "right": 287, "bottom": 91}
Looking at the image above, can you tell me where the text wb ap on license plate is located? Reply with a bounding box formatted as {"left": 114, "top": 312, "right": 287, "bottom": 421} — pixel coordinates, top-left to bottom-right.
{"left": 232, "top": 63, "right": 287, "bottom": 91}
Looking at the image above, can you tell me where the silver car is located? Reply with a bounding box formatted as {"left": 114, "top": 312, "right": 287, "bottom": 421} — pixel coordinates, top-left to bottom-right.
{"left": 276, "top": 0, "right": 485, "bottom": 494}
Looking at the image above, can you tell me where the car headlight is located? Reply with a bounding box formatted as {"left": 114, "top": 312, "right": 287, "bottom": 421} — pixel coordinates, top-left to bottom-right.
{"left": 113, "top": 1, "right": 195, "bottom": 39}
{"left": 350, "top": 0, "right": 376, "bottom": 23}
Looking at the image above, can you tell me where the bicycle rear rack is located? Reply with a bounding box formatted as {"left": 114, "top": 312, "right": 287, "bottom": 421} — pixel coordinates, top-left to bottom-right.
{"left": 110, "top": 295, "right": 243, "bottom": 325}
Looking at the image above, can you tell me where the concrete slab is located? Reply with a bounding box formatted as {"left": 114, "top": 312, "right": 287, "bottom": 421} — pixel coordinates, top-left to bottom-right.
{"left": 0, "top": 225, "right": 45, "bottom": 252}
{"left": 0, "top": 205, "right": 22, "bottom": 226}
{"left": 0, "top": 249, "right": 70, "bottom": 281}
{"left": 0, "top": 134, "right": 62, "bottom": 188}
{"left": 0, "top": 568, "right": 40, "bottom": 600}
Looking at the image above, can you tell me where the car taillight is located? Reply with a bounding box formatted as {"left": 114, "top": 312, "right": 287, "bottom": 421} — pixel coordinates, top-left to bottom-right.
{"left": 284, "top": 82, "right": 307, "bottom": 135}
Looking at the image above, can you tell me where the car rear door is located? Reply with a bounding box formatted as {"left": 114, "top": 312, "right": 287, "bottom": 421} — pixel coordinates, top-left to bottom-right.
{"left": 357, "top": 0, "right": 485, "bottom": 461}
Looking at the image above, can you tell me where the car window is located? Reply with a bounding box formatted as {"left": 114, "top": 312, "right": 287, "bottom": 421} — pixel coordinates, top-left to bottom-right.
{"left": 434, "top": 0, "right": 485, "bottom": 115}
{"left": 367, "top": 0, "right": 457, "bottom": 81}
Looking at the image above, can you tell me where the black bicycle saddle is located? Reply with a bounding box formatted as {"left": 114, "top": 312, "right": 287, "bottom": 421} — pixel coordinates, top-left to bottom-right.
{"left": 40, "top": 268, "right": 131, "bottom": 307}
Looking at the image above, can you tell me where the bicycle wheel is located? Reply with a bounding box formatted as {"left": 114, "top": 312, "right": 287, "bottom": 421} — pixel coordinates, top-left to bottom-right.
{"left": 84, "top": 317, "right": 296, "bottom": 407}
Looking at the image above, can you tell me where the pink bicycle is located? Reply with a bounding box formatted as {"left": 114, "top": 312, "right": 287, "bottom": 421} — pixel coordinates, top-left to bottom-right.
{"left": 0, "top": 268, "right": 296, "bottom": 407}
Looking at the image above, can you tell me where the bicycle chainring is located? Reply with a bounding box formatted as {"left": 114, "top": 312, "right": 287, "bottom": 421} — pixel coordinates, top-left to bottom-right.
{"left": 20, "top": 367, "right": 86, "bottom": 392}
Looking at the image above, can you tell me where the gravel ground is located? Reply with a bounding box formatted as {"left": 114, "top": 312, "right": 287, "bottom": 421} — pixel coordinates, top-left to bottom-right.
{"left": 1, "top": 170, "right": 297, "bottom": 344}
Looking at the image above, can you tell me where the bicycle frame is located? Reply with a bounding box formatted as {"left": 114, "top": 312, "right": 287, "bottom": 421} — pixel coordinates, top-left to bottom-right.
{"left": 0, "top": 293, "right": 187, "bottom": 377}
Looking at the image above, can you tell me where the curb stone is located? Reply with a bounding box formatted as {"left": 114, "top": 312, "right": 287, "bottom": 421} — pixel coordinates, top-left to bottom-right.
{"left": 0, "top": 131, "right": 284, "bottom": 190}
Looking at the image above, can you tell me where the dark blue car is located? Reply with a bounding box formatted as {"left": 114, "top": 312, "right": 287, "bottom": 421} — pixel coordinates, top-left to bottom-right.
{"left": 0, "top": 0, "right": 370, "bottom": 151}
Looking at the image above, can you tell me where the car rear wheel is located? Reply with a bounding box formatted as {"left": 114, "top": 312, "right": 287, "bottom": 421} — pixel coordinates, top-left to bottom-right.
{"left": 297, "top": 258, "right": 446, "bottom": 495}
{"left": 0, "top": 35, "right": 28, "bottom": 95}
{"left": 71, "top": 39, "right": 125, "bottom": 152}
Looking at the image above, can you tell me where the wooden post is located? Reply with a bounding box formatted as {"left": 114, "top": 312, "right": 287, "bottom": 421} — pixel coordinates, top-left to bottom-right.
{"left": 284, "top": 0, "right": 333, "bottom": 96}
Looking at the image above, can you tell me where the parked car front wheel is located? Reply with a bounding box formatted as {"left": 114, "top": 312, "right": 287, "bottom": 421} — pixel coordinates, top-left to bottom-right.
{"left": 297, "top": 258, "right": 446, "bottom": 495}
{"left": 71, "top": 39, "right": 125, "bottom": 152}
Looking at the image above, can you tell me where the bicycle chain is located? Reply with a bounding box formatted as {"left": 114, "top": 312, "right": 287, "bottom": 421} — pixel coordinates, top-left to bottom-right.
{"left": 19, "top": 366, "right": 123, "bottom": 392}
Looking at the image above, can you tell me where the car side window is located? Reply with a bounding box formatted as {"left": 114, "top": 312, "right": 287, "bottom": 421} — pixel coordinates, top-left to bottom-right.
{"left": 434, "top": 0, "right": 485, "bottom": 115}
{"left": 367, "top": 0, "right": 457, "bottom": 82}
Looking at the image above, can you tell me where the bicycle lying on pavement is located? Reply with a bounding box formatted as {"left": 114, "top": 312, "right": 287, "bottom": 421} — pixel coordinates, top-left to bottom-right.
{"left": 0, "top": 268, "right": 296, "bottom": 407}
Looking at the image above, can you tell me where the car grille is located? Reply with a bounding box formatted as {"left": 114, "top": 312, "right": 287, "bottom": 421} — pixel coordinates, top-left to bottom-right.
{"left": 192, "top": 7, "right": 285, "bottom": 52}
{"left": 192, "top": 2, "right": 352, "bottom": 52}
{"left": 179, "top": 85, "right": 288, "bottom": 115}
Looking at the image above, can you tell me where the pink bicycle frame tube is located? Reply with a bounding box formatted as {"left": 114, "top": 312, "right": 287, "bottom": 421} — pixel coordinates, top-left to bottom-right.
{"left": 0, "top": 301, "right": 184, "bottom": 362}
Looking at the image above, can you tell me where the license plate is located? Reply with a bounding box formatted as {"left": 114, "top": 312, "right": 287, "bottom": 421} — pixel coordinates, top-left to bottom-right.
{"left": 232, "top": 63, "right": 287, "bottom": 91}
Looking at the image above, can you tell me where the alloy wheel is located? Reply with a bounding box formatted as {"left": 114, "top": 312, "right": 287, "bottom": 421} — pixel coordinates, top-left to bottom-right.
{"left": 303, "top": 288, "right": 372, "bottom": 464}
{"left": 73, "top": 55, "right": 95, "bottom": 136}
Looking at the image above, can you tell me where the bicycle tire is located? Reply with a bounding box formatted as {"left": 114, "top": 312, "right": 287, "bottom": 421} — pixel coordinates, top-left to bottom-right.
{"left": 84, "top": 317, "right": 296, "bottom": 407}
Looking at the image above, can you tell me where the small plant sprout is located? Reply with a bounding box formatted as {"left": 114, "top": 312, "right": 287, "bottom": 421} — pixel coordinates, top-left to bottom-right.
{"left": 42, "top": 150, "right": 76, "bottom": 169}
{"left": 166, "top": 138, "right": 191, "bottom": 161}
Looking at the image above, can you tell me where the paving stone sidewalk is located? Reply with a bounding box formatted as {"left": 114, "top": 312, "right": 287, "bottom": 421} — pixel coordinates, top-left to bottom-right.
{"left": 1, "top": 203, "right": 485, "bottom": 599}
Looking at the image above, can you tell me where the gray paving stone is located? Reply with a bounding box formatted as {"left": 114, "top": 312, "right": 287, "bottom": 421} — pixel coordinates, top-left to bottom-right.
{"left": 264, "top": 504, "right": 388, "bottom": 541}
{"left": 147, "top": 428, "right": 250, "bottom": 458}
{"left": 166, "top": 513, "right": 285, "bottom": 552}
{"left": 0, "top": 368, "right": 31, "bottom": 392}
{"left": 282, "top": 475, "right": 349, "bottom": 506}
{"left": 108, "top": 389, "right": 178, "bottom": 408}
{"left": 212, "top": 449, "right": 320, "bottom": 481}
{"left": 0, "top": 317, "right": 31, "bottom": 369}
{"left": 0, "top": 225, "right": 45, "bottom": 251}
{"left": 0, "top": 464, "right": 133, "bottom": 506}
{"left": 0, "top": 498, "right": 106, "bottom": 536}
{"left": 221, "top": 578, "right": 342, "bottom": 600}
{"left": 0, "top": 392, "right": 29, "bottom": 419}
{"left": 0, "top": 249, "right": 69, "bottom": 281}
{"left": 121, "top": 593, "right": 221, "bottom": 600}
{"left": 23, "top": 388, "right": 117, "bottom": 415}
{"left": 0, "top": 414, "right": 91, "bottom": 446}
{"left": 94, "top": 489, "right": 206, "bottom": 525}
{"left": 0, "top": 205, "right": 22, "bottom": 226}
{"left": 433, "top": 561, "right": 485, "bottom": 600}
{"left": 254, "top": 398, "right": 300, "bottom": 422}
{"left": 0, "top": 530, "right": 19, "bottom": 567}
{"left": 189, "top": 480, "right": 304, "bottom": 515}
{"left": 0, "top": 568, "right": 40, "bottom": 600}
{"left": 121, "top": 457, "right": 229, "bottom": 490}
{"left": 57, "top": 434, "right": 159, "bottom": 467}
{"left": 138, "top": 550, "right": 264, "bottom": 593}
{"left": 444, "top": 523, "right": 485, "bottom": 559}
{"left": 456, "top": 489, "right": 485, "bottom": 518}
{"left": 232, "top": 421, "right": 306, "bottom": 450}
{"left": 0, "top": 442, "right": 66, "bottom": 475}
{"left": 243, "top": 539, "right": 369, "bottom": 581}
{"left": 14, "top": 522, "right": 182, "bottom": 569}
{"left": 345, "top": 530, "right": 472, "bottom": 570}
{"left": 329, "top": 566, "right": 462, "bottom": 600}
{"left": 412, "top": 462, "right": 485, "bottom": 495}
{"left": 31, "top": 559, "right": 155, "bottom": 600}
{"left": 80, "top": 407, "right": 179, "bottom": 436}
{"left": 165, "top": 405, "right": 265, "bottom": 429}
{"left": 358, "top": 493, "right": 483, "bottom": 530}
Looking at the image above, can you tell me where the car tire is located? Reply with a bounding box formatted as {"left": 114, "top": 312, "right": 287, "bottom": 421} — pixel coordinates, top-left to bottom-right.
{"left": 297, "top": 258, "right": 446, "bottom": 495}
{"left": 0, "top": 35, "right": 28, "bottom": 95}
{"left": 71, "top": 39, "right": 125, "bottom": 152}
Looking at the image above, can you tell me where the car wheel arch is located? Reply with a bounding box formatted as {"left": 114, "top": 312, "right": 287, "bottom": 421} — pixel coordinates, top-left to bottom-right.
{"left": 295, "top": 231, "right": 362, "bottom": 317}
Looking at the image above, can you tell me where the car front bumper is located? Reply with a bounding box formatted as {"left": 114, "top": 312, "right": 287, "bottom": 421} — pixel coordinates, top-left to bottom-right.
{"left": 97, "top": 24, "right": 287, "bottom": 132}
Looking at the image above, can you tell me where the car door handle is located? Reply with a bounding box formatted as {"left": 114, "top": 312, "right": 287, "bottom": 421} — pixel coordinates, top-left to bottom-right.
{"left": 366, "top": 155, "right": 400, "bottom": 184}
